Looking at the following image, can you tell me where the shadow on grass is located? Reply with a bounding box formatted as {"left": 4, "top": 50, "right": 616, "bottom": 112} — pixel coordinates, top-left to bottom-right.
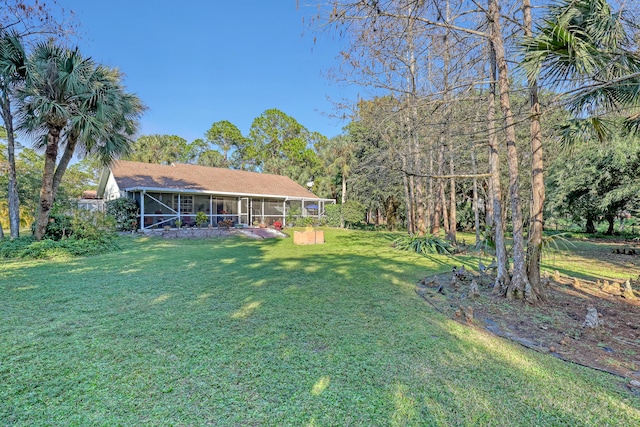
{"left": 0, "top": 231, "right": 638, "bottom": 425}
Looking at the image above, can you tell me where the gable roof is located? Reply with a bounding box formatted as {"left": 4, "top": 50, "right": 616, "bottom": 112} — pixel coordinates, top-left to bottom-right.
{"left": 102, "top": 160, "right": 320, "bottom": 199}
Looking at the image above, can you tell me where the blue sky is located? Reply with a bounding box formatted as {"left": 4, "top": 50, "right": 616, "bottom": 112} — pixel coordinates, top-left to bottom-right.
{"left": 62, "top": 1, "right": 354, "bottom": 143}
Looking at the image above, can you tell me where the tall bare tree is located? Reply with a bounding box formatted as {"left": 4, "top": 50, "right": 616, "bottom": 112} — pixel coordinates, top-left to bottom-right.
{"left": 312, "top": 0, "right": 542, "bottom": 301}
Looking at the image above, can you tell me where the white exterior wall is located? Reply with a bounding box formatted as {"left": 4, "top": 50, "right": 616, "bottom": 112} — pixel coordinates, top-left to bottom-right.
{"left": 103, "top": 173, "right": 122, "bottom": 200}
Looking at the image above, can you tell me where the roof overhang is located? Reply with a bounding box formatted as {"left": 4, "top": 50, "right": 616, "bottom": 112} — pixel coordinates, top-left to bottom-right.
{"left": 123, "top": 186, "right": 333, "bottom": 202}
{"left": 96, "top": 167, "right": 112, "bottom": 198}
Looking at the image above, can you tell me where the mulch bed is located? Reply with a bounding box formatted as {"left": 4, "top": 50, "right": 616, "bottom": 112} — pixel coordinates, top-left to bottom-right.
{"left": 415, "top": 268, "right": 640, "bottom": 387}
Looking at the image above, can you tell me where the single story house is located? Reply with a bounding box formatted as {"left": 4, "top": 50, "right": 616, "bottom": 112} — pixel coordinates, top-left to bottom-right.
{"left": 77, "top": 190, "right": 104, "bottom": 213}
{"left": 96, "top": 160, "right": 334, "bottom": 231}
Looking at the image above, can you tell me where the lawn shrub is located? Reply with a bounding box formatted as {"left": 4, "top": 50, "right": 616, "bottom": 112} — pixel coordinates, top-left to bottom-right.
{"left": 105, "top": 198, "right": 139, "bottom": 231}
{"left": 394, "top": 233, "right": 452, "bottom": 255}
{"left": 324, "top": 204, "right": 341, "bottom": 227}
{"left": 3, "top": 210, "right": 118, "bottom": 259}
{"left": 0, "top": 236, "right": 35, "bottom": 258}
{"left": 71, "top": 210, "right": 116, "bottom": 241}
{"left": 323, "top": 201, "right": 365, "bottom": 228}
{"left": 37, "top": 213, "right": 73, "bottom": 240}
{"left": 0, "top": 235, "right": 118, "bottom": 259}
{"left": 341, "top": 201, "right": 365, "bottom": 226}
{"left": 30, "top": 210, "right": 116, "bottom": 242}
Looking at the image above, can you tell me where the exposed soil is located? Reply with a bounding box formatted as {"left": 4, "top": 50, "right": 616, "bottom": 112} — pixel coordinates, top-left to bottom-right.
{"left": 415, "top": 253, "right": 640, "bottom": 384}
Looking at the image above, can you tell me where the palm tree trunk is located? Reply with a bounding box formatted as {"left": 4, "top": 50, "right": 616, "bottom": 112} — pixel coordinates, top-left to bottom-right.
{"left": 489, "top": 0, "right": 535, "bottom": 302}
{"left": 34, "top": 127, "right": 62, "bottom": 241}
{"left": 52, "top": 133, "right": 78, "bottom": 199}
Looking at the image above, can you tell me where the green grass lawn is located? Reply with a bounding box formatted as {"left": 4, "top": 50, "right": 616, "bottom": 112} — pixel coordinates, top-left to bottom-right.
{"left": 1, "top": 229, "right": 639, "bottom": 426}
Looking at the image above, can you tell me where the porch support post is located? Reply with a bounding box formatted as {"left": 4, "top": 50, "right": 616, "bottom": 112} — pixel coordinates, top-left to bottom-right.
{"left": 283, "top": 200, "right": 286, "bottom": 226}
{"left": 178, "top": 193, "right": 181, "bottom": 223}
{"left": 140, "top": 190, "right": 145, "bottom": 231}
{"left": 209, "top": 194, "right": 213, "bottom": 226}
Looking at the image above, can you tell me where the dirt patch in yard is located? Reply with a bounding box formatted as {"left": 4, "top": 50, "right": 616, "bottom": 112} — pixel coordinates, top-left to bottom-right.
{"left": 416, "top": 264, "right": 640, "bottom": 383}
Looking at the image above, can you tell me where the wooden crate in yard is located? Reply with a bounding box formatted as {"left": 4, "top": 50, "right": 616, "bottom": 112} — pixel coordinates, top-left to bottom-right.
{"left": 293, "top": 230, "right": 325, "bottom": 245}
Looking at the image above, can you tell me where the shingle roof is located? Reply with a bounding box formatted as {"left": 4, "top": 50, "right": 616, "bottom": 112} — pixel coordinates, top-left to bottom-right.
{"left": 109, "top": 160, "right": 320, "bottom": 199}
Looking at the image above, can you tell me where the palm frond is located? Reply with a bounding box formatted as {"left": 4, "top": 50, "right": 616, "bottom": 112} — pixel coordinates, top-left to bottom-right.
{"left": 394, "top": 234, "right": 452, "bottom": 255}
{"left": 541, "top": 232, "right": 576, "bottom": 259}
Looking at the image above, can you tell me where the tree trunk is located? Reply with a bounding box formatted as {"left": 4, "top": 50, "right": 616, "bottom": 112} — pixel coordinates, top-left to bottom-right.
{"left": 340, "top": 171, "right": 346, "bottom": 228}
{"left": 431, "top": 189, "right": 442, "bottom": 235}
{"left": 441, "top": 178, "right": 450, "bottom": 237}
{"left": 52, "top": 134, "right": 78, "bottom": 199}
{"left": 586, "top": 217, "right": 597, "bottom": 234}
{"left": 471, "top": 141, "right": 481, "bottom": 245}
{"left": 1, "top": 92, "right": 20, "bottom": 239}
{"left": 447, "top": 142, "right": 457, "bottom": 242}
{"left": 433, "top": 140, "right": 448, "bottom": 236}
{"left": 401, "top": 162, "right": 414, "bottom": 234}
{"left": 34, "top": 126, "right": 62, "bottom": 241}
{"left": 427, "top": 145, "right": 435, "bottom": 231}
{"left": 407, "top": 19, "right": 427, "bottom": 236}
{"left": 523, "top": 0, "right": 546, "bottom": 300}
{"left": 606, "top": 215, "right": 615, "bottom": 235}
{"left": 489, "top": 0, "right": 535, "bottom": 302}
{"left": 487, "top": 48, "right": 510, "bottom": 292}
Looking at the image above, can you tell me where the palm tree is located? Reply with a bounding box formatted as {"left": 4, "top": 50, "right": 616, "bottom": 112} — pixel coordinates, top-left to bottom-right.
{"left": 0, "top": 29, "right": 26, "bottom": 239}
{"left": 52, "top": 65, "right": 144, "bottom": 197}
{"left": 520, "top": 0, "right": 640, "bottom": 298}
{"left": 17, "top": 41, "right": 144, "bottom": 240}
{"left": 521, "top": 0, "right": 640, "bottom": 138}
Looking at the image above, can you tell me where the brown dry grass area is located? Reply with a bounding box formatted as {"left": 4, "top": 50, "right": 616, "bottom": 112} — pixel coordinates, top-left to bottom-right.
{"left": 416, "top": 268, "right": 640, "bottom": 379}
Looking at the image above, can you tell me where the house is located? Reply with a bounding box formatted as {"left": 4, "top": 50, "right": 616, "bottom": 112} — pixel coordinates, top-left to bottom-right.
{"left": 77, "top": 190, "right": 104, "bottom": 213}
{"left": 96, "top": 160, "right": 334, "bottom": 230}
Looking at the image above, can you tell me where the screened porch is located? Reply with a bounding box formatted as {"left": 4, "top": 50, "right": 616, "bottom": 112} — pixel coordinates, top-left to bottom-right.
{"left": 133, "top": 191, "right": 331, "bottom": 230}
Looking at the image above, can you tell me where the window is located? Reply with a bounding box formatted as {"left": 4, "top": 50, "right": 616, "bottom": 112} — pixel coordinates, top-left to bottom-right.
{"left": 182, "top": 196, "right": 193, "bottom": 214}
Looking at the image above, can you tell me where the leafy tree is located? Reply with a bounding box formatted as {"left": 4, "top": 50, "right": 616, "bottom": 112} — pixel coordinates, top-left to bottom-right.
{"left": 196, "top": 148, "right": 226, "bottom": 168}
{"left": 246, "top": 109, "right": 321, "bottom": 183}
{"left": 204, "top": 120, "right": 247, "bottom": 166}
{"left": 17, "top": 41, "right": 144, "bottom": 240}
{"left": 547, "top": 139, "right": 640, "bottom": 234}
{"left": 319, "top": 134, "right": 357, "bottom": 205}
{"left": 126, "top": 134, "right": 190, "bottom": 165}
{"left": 0, "top": 144, "right": 42, "bottom": 231}
{"left": 343, "top": 101, "right": 405, "bottom": 230}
